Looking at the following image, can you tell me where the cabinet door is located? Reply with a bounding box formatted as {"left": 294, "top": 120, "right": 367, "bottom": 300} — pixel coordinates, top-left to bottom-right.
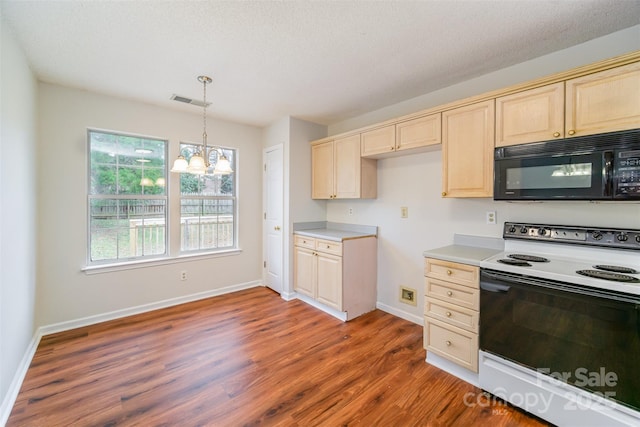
{"left": 566, "top": 62, "right": 640, "bottom": 137}
{"left": 316, "top": 253, "right": 342, "bottom": 310}
{"left": 334, "top": 134, "right": 362, "bottom": 199}
{"left": 311, "top": 141, "right": 334, "bottom": 199}
{"left": 361, "top": 125, "right": 396, "bottom": 157}
{"left": 442, "top": 100, "right": 495, "bottom": 198}
{"left": 495, "top": 82, "right": 564, "bottom": 147}
{"left": 294, "top": 246, "right": 315, "bottom": 298}
{"left": 396, "top": 113, "right": 442, "bottom": 151}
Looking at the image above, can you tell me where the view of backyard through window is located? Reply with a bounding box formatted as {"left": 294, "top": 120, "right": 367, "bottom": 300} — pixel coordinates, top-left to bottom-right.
{"left": 89, "top": 130, "right": 168, "bottom": 262}
{"left": 88, "top": 131, "right": 237, "bottom": 264}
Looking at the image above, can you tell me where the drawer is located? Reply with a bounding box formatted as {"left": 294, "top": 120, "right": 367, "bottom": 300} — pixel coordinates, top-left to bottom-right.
{"left": 425, "top": 258, "right": 478, "bottom": 288}
{"left": 425, "top": 278, "right": 479, "bottom": 310}
{"left": 294, "top": 235, "right": 316, "bottom": 249}
{"left": 315, "top": 238, "right": 342, "bottom": 256}
{"left": 425, "top": 299, "right": 478, "bottom": 333}
{"left": 424, "top": 317, "right": 478, "bottom": 372}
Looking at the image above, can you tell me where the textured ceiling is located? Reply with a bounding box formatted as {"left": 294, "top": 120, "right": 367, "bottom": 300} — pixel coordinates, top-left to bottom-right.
{"left": 2, "top": 0, "right": 639, "bottom": 127}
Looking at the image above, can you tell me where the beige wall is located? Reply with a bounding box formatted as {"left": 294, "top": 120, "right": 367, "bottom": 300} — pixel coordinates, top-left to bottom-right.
{"left": 0, "top": 16, "right": 38, "bottom": 415}
{"left": 36, "top": 83, "right": 264, "bottom": 327}
{"left": 325, "top": 26, "right": 640, "bottom": 322}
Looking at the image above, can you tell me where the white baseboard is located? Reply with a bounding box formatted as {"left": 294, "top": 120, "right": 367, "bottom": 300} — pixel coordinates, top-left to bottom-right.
{"left": 376, "top": 301, "right": 423, "bottom": 325}
{"left": 0, "top": 280, "right": 262, "bottom": 425}
{"left": 294, "top": 293, "right": 348, "bottom": 322}
{"left": 40, "top": 280, "right": 262, "bottom": 336}
{"left": 0, "top": 330, "right": 42, "bottom": 427}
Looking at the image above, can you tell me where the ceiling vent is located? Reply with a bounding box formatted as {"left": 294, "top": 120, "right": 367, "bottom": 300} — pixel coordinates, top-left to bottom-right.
{"left": 170, "top": 94, "right": 210, "bottom": 108}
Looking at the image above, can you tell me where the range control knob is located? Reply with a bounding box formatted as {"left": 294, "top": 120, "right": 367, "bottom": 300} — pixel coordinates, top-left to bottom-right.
{"left": 592, "top": 231, "right": 603, "bottom": 241}
{"left": 617, "top": 233, "right": 628, "bottom": 242}
{"left": 636, "top": 235, "right": 640, "bottom": 244}
{"left": 538, "top": 228, "right": 548, "bottom": 236}
{"left": 508, "top": 225, "right": 517, "bottom": 233}
{"left": 520, "top": 226, "right": 528, "bottom": 234}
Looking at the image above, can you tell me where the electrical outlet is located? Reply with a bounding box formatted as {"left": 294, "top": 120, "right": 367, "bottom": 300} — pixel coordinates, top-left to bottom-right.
{"left": 348, "top": 207, "right": 353, "bottom": 215}
{"left": 400, "top": 206, "right": 408, "bottom": 218}
{"left": 180, "top": 270, "right": 188, "bottom": 281}
{"left": 486, "top": 211, "right": 497, "bottom": 225}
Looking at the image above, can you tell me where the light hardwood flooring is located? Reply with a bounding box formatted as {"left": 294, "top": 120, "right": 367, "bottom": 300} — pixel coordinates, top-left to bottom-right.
{"left": 8, "top": 287, "right": 549, "bottom": 426}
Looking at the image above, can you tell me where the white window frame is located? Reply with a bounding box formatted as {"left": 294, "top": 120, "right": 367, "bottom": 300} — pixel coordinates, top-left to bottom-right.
{"left": 86, "top": 128, "right": 169, "bottom": 266}
{"left": 177, "top": 142, "right": 238, "bottom": 254}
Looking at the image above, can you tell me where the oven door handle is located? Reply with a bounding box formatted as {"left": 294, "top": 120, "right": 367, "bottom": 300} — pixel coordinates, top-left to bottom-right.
{"left": 480, "top": 281, "right": 511, "bottom": 293}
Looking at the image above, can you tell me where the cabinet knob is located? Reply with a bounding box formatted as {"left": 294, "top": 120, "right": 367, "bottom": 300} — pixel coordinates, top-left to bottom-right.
{"left": 390, "top": 146, "right": 395, "bottom": 151}
{"left": 445, "top": 340, "right": 452, "bottom": 346}
{"left": 441, "top": 192, "right": 447, "bottom": 197}
{"left": 446, "top": 311, "right": 452, "bottom": 317}
{"left": 326, "top": 245, "right": 330, "bottom": 249}
{"left": 446, "top": 270, "right": 452, "bottom": 275}
{"left": 553, "top": 132, "right": 561, "bottom": 137}
{"left": 568, "top": 129, "right": 576, "bottom": 136}
{"left": 446, "top": 291, "right": 453, "bottom": 296}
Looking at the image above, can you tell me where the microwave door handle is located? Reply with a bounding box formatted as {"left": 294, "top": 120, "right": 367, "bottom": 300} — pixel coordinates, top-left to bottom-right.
{"left": 603, "top": 151, "right": 614, "bottom": 197}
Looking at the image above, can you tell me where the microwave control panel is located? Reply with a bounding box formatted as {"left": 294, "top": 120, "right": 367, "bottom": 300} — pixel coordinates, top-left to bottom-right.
{"left": 615, "top": 149, "right": 640, "bottom": 197}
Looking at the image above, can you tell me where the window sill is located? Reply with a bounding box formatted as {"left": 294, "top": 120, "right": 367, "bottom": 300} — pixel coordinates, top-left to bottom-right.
{"left": 82, "top": 248, "right": 242, "bottom": 275}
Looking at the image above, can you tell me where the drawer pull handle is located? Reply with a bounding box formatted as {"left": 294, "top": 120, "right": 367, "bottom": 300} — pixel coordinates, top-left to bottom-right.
{"left": 446, "top": 291, "right": 453, "bottom": 296}
{"left": 446, "top": 270, "right": 452, "bottom": 275}
{"left": 446, "top": 312, "right": 452, "bottom": 317}
{"left": 445, "top": 340, "right": 452, "bottom": 346}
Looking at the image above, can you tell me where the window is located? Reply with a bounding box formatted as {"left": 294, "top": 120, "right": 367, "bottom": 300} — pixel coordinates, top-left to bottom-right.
{"left": 179, "top": 143, "right": 236, "bottom": 252}
{"left": 88, "top": 130, "right": 167, "bottom": 264}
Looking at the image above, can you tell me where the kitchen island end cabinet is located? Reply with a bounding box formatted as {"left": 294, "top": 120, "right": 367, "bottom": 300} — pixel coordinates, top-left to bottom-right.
{"left": 424, "top": 257, "right": 480, "bottom": 372}
{"left": 294, "top": 234, "right": 377, "bottom": 321}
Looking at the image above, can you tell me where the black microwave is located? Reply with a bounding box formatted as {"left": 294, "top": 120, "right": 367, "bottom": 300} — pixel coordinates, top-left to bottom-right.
{"left": 494, "top": 129, "right": 640, "bottom": 201}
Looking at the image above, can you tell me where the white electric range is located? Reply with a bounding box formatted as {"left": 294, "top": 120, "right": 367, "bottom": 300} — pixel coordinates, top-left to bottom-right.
{"left": 478, "top": 222, "right": 640, "bottom": 427}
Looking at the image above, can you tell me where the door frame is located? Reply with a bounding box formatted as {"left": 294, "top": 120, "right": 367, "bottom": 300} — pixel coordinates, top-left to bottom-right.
{"left": 262, "top": 144, "right": 285, "bottom": 294}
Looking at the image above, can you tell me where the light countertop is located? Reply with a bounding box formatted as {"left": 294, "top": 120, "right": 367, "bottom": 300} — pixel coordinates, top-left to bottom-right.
{"left": 293, "top": 221, "right": 377, "bottom": 242}
{"left": 423, "top": 234, "right": 504, "bottom": 266}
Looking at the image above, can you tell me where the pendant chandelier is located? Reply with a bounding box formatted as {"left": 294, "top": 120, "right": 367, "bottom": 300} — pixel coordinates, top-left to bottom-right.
{"left": 170, "top": 75, "right": 233, "bottom": 175}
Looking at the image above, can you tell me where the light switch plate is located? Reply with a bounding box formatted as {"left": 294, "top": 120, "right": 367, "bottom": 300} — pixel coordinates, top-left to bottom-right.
{"left": 401, "top": 206, "right": 408, "bottom": 218}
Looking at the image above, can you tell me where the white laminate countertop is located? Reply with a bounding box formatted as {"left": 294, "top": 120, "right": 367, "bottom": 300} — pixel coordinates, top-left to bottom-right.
{"left": 423, "top": 245, "right": 503, "bottom": 267}
{"left": 423, "top": 234, "right": 504, "bottom": 266}
{"left": 294, "top": 228, "right": 376, "bottom": 242}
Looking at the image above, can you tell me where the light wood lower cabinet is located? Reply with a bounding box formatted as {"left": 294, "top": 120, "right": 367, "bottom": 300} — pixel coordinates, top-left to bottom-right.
{"left": 294, "top": 234, "right": 377, "bottom": 320}
{"left": 424, "top": 257, "right": 480, "bottom": 372}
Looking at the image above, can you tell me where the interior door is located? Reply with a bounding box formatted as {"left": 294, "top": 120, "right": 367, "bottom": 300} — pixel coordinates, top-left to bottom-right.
{"left": 264, "top": 145, "right": 284, "bottom": 293}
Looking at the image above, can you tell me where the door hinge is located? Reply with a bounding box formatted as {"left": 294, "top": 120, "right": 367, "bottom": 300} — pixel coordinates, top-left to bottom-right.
{"left": 263, "top": 261, "right": 266, "bottom": 268}
{"left": 264, "top": 212, "right": 266, "bottom": 219}
{"left": 264, "top": 164, "right": 267, "bottom": 172}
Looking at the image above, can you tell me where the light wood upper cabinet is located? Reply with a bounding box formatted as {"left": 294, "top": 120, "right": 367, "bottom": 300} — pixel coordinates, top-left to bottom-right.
{"left": 361, "top": 125, "right": 396, "bottom": 157}
{"left": 361, "top": 113, "right": 442, "bottom": 158}
{"left": 311, "top": 135, "right": 377, "bottom": 200}
{"left": 566, "top": 61, "right": 640, "bottom": 137}
{"left": 496, "top": 82, "right": 565, "bottom": 147}
{"left": 442, "top": 100, "right": 495, "bottom": 198}
{"left": 311, "top": 141, "right": 334, "bottom": 199}
{"left": 396, "top": 113, "right": 442, "bottom": 151}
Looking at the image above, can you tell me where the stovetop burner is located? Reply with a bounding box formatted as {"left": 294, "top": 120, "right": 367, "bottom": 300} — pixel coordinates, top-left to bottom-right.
{"left": 508, "top": 254, "right": 550, "bottom": 263}
{"left": 498, "top": 258, "right": 531, "bottom": 267}
{"left": 593, "top": 265, "right": 638, "bottom": 274}
{"left": 576, "top": 270, "right": 640, "bottom": 283}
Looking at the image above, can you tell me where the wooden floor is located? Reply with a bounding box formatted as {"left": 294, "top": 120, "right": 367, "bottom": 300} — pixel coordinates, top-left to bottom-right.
{"left": 8, "top": 287, "right": 549, "bottom": 426}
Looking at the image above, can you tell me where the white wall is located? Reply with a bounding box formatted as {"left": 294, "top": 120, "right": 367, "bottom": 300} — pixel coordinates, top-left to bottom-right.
{"left": 36, "top": 83, "right": 263, "bottom": 326}
{"left": 0, "top": 16, "right": 38, "bottom": 414}
{"left": 325, "top": 26, "right": 640, "bottom": 322}
{"left": 262, "top": 117, "right": 327, "bottom": 295}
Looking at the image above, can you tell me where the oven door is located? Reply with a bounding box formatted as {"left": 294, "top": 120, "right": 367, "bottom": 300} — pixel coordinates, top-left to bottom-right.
{"left": 480, "top": 269, "right": 640, "bottom": 411}
{"left": 493, "top": 150, "right": 611, "bottom": 200}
